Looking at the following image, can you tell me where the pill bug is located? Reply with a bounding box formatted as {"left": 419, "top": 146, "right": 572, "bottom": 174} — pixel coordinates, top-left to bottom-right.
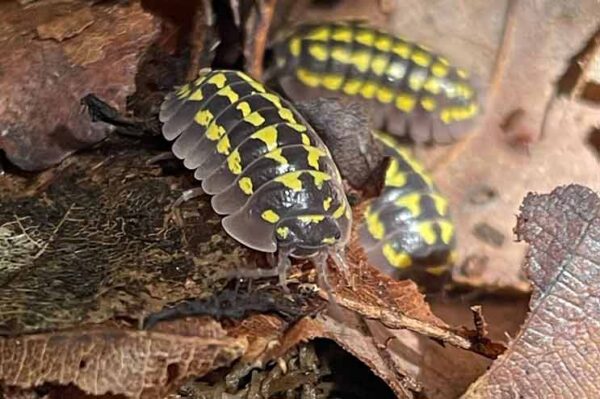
{"left": 269, "top": 21, "right": 481, "bottom": 144}
{"left": 158, "top": 69, "right": 352, "bottom": 284}
{"left": 359, "top": 130, "right": 456, "bottom": 281}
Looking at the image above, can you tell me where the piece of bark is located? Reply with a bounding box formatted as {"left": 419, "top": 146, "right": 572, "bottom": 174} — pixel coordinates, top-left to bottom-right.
{"left": 0, "top": 1, "right": 159, "bottom": 171}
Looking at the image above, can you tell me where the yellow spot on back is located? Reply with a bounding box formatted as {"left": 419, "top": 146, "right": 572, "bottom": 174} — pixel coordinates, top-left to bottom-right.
{"left": 456, "top": 68, "right": 469, "bottom": 79}
{"left": 431, "top": 193, "right": 449, "bottom": 215}
{"left": 387, "top": 61, "right": 406, "bottom": 80}
{"left": 238, "top": 177, "right": 253, "bottom": 195}
{"left": 360, "top": 82, "right": 378, "bottom": 99}
{"left": 208, "top": 73, "right": 227, "bottom": 88}
{"left": 227, "top": 150, "right": 242, "bottom": 175}
{"left": 371, "top": 54, "right": 390, "bottom": 75}
{"left": 440, "top": 103, "right": 478, "bottom": 124}
{"left": 288, "top": 123, "right": 307, "bottom": 132}
{"left": 408, "top": 71, "right": 426, "bottom": 91}
{"left": 384, "top": 159, "right": 407, "bottom": 187}
{"left": 331, "top": 47, "right": 351, "bottom": 63}
{"left": 392, "top": 146, "right": 433, "bottom": 187}
{"left": 298, "top": 215, "right": 325, "bottom": 223}
{"left": 322, "top": 74, "right": 344, "bottom": 90}
{"left": 274, "top": 171, "right": 303, "bottom": 191}
{"left": 447, "top": 250, "right": 458, "bottom": 264}
{"left": 236, "top": 71, "right": 265, "bottom": 87}
{"left": 297, "top": 68, "right": 321, "bottom": 87}
{"left": 218, "top": 85, "right": 239, "bottom": 103}
{"left": 426, "top": 265, "right": 450, "bottom": 276}
{"left": 308, "top": 170, "right": 331, "bottom": 189}
{"left": 236, "top": 101, "right": 252, "bottom": 117}
{"left": 305, "top": 146, "right": 325, "bottom": 169}
{"left": 247, "top": 80, "right": 267, "bottom": 93}
{"left": 377, "top": 87, "right": 394, "bottom": 103}
{"left": 374, "top": 35, "right": 393, "bottom": 51}
{"left": 392, "top": 41, "right": 411, "bottom": 58}
{"left": 332, "top": 202, "right": 346, "bottom": 219}
{"left": 421, "top": 97, "right": 437, "bottom": 111}
{"left": 193, "top": 75, "right": 208, "bottom": 86}
{"left": 424, "top": 78, "right": 442, "bottom": 94}
{"left": 301, "top": 133, "right": 311, "bottom": 146}
{"left": 417, "top": 221, "right": 438, "bottom": 245}
{"left": 343, "top": 79, "right": 363, "bottom": 95}
{"left": 189, "top": 89, "right": 205, "bottom": 101}
{"left": 309, "top": 43, "right": 329, "bottom": 61}
{"left": 262, "top": 93, "right": 283, "bottom": 109}
{"left": 332, "top": 27, "right": 352, "bottom": 42}
{"left": 431, "top": 62, "right": 449, "bottom": 78}
{"left": 277, "top": 226, "right": 290, "bottom": 239}
{"left": 278, "top": 108, "right": 297, "bottom": 123}
{"left": 264, "top": 148, "right": 288, "bottom": 165}
{"left": 365, "top": 207, "right": 385, "bottom": 240}
{"left": 351, "top": 51, "right": 372, "bottom": 72}
{"left": 411, "top": 50, "right": 432, "bottom": 67}
{"left": 216, "top": 135, "right": 231, "bottom": 154}
{"left": 355, "top": 30, "right": 375, "bottom": 46}
{"left": 395, "top": 93, "right": 416, "bottom": 113}
{"left": 261, "top": 209, "right": 280, "bottom": 223}
{"left": 323, "top": 197, "right": 333, "bottom": 211}
{"left": 439, "top": 220, "right": 455, "bottom": 243}
{"left": 382, "top": 243, "right": 412, "bottom": 268}
{"left": 322, "top": 236, "right": 336, "bottom": 244}
{"left": 194, "top": 109, "right": 213, "bottom": 126}
{"left": 306, "top": 26, "right": 329, "bottom": 41}
{"left": 206, "top": 123, "right": 226, "bottom": 140}
{"left": 290, "top": 37, "right": 301, "bottom": 57}
{"left": 176, "top": 84, "right": 191, "bottom": 98}
{"left": 455, "top": 83, "right": 474, "bottom": 100}
{"left": 395, "top": 193, "right": 422, "bottom": 217}
{"left": 252, "top": 126, "right": 278, "bottom": 151}
{"left": 246, "top": 111, "right": 266, "bottom": 126}
{"left": 440, "top": 108, "right": 452, "bottom": 124}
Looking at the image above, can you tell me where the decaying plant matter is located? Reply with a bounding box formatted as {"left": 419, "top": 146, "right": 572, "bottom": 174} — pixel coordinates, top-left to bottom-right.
{"left": 1, "top": 1, "right": 600, "bottom": 399}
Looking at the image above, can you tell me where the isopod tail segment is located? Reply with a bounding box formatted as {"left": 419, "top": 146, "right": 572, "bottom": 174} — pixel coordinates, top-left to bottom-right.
{"left": 358, "top": 130, "right": 457, "bottom": 290}
{"left": 158, "top": 68, "right": 353, "bottom": 291}
{"left": 267, "top": 20, "right": 483, "bottom": 145}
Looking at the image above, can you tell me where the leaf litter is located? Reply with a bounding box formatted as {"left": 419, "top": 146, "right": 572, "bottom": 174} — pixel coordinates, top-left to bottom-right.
{"left": 462, "top": 184, "right": 600, "bottom": 398}
{"left": 2, "top": 0, "right": 600, "bottom": 398}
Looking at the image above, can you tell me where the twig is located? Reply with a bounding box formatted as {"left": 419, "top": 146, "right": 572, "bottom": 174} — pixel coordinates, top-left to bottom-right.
{"left": 244, "top": 0, "right": 277, "bottom": 80}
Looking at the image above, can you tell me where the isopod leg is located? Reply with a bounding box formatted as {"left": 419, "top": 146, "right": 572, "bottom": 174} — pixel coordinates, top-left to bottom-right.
{"left": 216, "top": 249, "right": 293, "bottom": 291}
{"left": 330, "top": 247, "right": 353, "bottom": 287}
{"left": 172, "top": 187, "right": 206, "bottom": 208}
{"left": 276, "top": 249, "right": 293, "bottom": 292}
{"left": 146, "top": 151, "right": 177, "bottom": 165}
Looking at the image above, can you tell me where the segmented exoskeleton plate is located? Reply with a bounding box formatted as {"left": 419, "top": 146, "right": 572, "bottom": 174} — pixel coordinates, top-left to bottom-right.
{"left": 270, "top": 21, "right": 481, "bottom": 144}
{"left": 159, "top": 69, "right": 351, "bottom": 262}
{"left": 359, "top": 131, "right": 456, "bottom": 281}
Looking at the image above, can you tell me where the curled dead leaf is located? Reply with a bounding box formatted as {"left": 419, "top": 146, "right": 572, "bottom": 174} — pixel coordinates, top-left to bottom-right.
{"left": 462, "top": 184, "right": 600, "bottom": 398}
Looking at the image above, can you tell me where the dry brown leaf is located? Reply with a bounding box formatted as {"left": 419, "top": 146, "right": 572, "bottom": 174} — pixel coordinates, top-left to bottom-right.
{"left": 0, "top": 319, "right": 247, "bottom": 399}
{"left": 0, "top": 1, "right": 159, "bottom": 171}
{"left": 462, "top": 184, "right": 600, "bottom": 398}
